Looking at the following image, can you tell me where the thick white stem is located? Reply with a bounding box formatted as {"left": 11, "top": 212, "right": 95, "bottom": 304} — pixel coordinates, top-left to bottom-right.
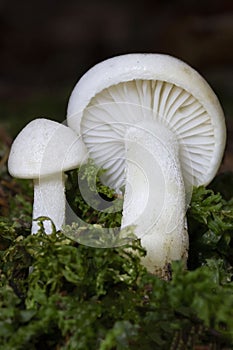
{"left": 32, "top": 173, "right": 65, "bottom": 234}
{"left": 122, "top": 120, "right": 188, "bottom": 277}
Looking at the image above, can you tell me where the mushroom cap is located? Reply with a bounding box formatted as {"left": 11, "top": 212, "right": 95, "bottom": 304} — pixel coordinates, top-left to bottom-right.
{"left": 67, "top": 53, "right": 226, "bottom": 190}
{"left": 8, "top": 118, "right": 87, "bottom": 179}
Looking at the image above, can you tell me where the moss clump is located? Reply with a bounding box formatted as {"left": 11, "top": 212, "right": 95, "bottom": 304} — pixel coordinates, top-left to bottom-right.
{"left": 1, "top": 157, "right": 233, "bottom": 349}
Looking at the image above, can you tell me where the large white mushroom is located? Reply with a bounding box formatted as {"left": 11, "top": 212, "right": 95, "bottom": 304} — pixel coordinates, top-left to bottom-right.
{"left": 8, "top": 118, "right": 87, "bottom": 234}
{"left": 67, "top": 54, "right": 226, "bottom": 277}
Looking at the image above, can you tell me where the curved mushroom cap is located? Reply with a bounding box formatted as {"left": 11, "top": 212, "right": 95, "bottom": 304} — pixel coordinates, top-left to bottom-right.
{"left": 67, "top": 54, "right": 226, "bottom": 191}
{"left": 8, "top": 118, "right": 87, "bottom": 179}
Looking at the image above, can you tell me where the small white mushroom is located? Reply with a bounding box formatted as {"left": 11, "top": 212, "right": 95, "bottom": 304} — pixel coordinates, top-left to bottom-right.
{"left": 8, "top": 118, "right": 87, "bottom": 234}
{"left": 67, "top": 54, "right": 226, "bottom": 277}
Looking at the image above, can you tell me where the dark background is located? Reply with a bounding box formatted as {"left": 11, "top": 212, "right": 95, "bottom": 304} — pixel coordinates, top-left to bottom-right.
{"left": 0, "top": 0, "right": 232, "bottom": 170}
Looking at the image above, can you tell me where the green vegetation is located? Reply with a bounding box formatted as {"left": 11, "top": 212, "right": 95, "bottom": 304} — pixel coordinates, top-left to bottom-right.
{"left": 1, "top": 155, "right": 233, "bottom": 349}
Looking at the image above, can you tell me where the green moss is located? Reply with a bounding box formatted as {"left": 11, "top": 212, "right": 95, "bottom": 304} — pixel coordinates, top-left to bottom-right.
{"left": 1, "top": 157, "right": 233, "bottom": 349}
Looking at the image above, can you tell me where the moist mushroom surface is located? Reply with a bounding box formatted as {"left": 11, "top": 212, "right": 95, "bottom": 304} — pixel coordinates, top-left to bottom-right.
{"left": 8, "top": 118, "right": 87, "bottom": 234}
{"left": 67, "top": 54, "right": 226, "bottom": 277}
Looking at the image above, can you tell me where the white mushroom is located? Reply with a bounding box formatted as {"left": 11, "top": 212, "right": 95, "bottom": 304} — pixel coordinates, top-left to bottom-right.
{"left": 67, "top": 54, "right": 226, "bottom": 277}
{"left": 8, "top": 118, "right": 87, "bottom": 234}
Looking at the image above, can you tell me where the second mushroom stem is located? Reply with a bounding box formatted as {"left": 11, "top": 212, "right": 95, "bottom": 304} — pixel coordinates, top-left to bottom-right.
{"left": 32, "top": 173, "right": 66, "bottom": 234}
{"left": 121, "top": 120, "right": 189, "bottom": 278}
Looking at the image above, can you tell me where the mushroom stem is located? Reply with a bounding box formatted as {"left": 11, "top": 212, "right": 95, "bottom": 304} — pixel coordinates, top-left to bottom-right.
{"left": 32, "top": 173, "right": 66, "bottom": 234}
{"left": 122, "top": 120, "right": 188, "bottom": 278}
